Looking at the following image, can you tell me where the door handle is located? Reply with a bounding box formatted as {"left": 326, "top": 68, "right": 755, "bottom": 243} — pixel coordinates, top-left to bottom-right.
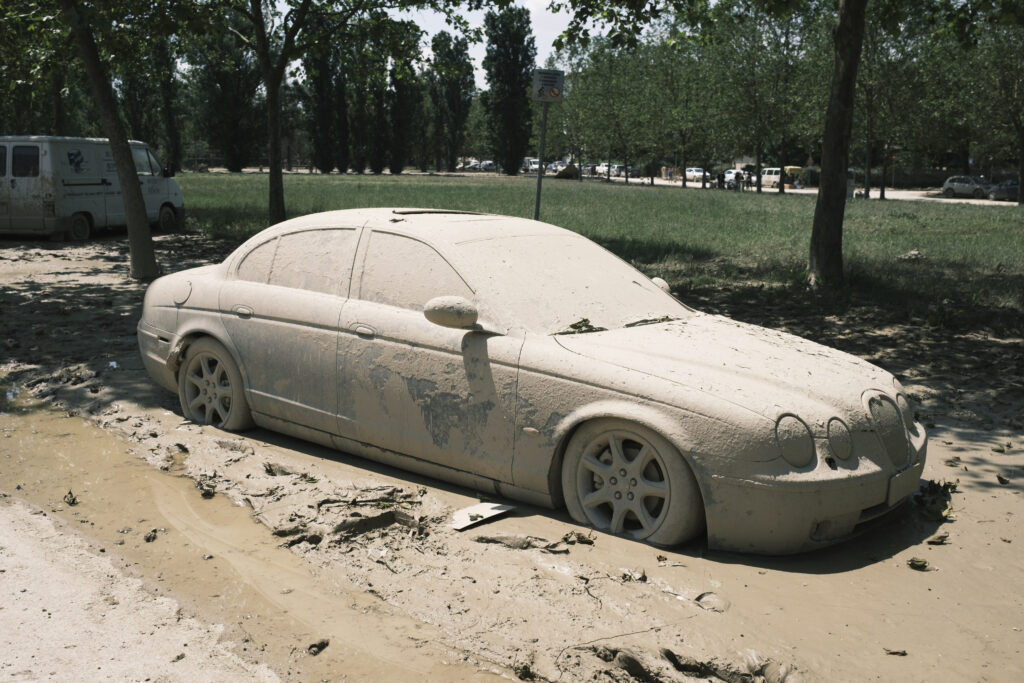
{"left": 232, "top": 304, "right": 253, "bottom": 319}
{"left": 354, "top": 324, "right": 376, "bottom": 338}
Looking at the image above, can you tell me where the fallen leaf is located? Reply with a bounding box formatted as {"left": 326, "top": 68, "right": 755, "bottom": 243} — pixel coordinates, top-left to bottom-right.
{"left": 992, "top": 445, "right": 1006, "bottom": 453}
{"left": 884, "top": 648, "right": 908, "bottom": 656}
{"left": 997, "top": 475, "right": 1010, "bottom": 485}
{"left": 926, "top": 532, "right": 949, "bottom": 545}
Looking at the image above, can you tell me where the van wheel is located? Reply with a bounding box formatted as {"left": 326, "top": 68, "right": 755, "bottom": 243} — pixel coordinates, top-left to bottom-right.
{"left": 69, "top": 213, "right": 91, "bottom": 241}
{"left": 157, "top": 204, "right": 178, "bottom": 233}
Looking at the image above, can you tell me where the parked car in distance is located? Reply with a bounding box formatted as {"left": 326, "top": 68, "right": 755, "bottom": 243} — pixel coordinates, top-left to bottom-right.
{"left": 478, "top": 160, "right": 496, "bottom": 172}
{"left": 942, "top": 175, "right": 988, "bottom": 198}
{"left": 761, "top": 168, "right": 782, "bottom": 188}
{"left": 987, "top": 178, "right": 1019, "bottom": 202}
{"left": 0, "top": 135, "right": 184, "bottom": 240}
{"left": 685, "top": 168, "right": 707, "bottom": 182}
{"left": 138, "top": 208, "right": 927, "bottom": 555}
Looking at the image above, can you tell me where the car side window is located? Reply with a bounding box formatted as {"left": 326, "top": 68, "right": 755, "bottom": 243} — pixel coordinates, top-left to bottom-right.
{"left": 269, "top": 228, "right": 357, "bottom": 296}
{"left": 0, "top": 146, "right": 6, "bottom": 176}
{"left": 359, "top": 231, "right": 472, "bottom": 311}
{"left": 132, "top": 147, "right": 154, "bottom": 175}
{"left": 236, "top": 238, "right": 278, "bottom": 284}
{"left": 12, "top": 146, "right": 39, "bottom": 177}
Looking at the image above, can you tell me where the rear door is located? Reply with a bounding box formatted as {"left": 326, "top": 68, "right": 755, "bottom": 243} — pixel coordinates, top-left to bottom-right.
{"left": 219, "top": 227, "right": 359, "bottom": 434}
{"left": 8, "top": 143, "right": 45, "bottom": 231}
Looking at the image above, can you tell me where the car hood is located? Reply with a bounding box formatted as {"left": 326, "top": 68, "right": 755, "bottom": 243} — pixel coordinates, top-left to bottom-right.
{"left": 553, "top": 313, "right": 891, "bottom": 427}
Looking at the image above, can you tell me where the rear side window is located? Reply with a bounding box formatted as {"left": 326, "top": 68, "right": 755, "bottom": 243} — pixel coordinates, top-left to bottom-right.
{"left": 236, "top": 238, "right": 278, "bottom": 283}
{"left": 269, "top": 229, "right": 357, "bottom": 296}
{"left": 0, "top": 146, "right": 6, "bottom": 176}
{"left": 359, "top": 232, "right": 472, "bottom": 310}
{"left": 12, "top": 146, "right": 39, "bottom": 177}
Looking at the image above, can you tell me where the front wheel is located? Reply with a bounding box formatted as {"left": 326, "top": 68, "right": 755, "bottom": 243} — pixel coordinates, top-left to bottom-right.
{"left": 561, "top": 419, "right": 705, "bottom": 546}
{"left": 943, "top": 187, "right": 954, "bottom": 198}
{"left": 157, "top": 204, "right": 178, "bottom": 233}
{"left": 973, "top": 188, "right": 984, "bottom": 199}
{"left": 178, "top": 338, "right": 254, "bottom": 430}
{"left": 989, "top": 193, "right": 998, "bottom": 201}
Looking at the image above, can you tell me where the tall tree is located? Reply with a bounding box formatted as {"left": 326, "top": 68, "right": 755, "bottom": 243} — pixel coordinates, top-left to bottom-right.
{"left": 56, "top": 0, "right": 160, "bottom": 278}
{"left": 387, "top": 21, "right": 425, "bottom": 174}
{"left": 481, "top": 6, "right": 537, "bottom": 175}
{"left": 427, "top": 31, "right": 475, "bottom": 172}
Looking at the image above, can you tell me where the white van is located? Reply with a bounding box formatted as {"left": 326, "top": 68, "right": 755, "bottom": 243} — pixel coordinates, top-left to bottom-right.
{"left": 0, "top": 136, "right": 184, "bottom": 240}
{"left": 761, "top": 167, "right": 781, "bottom": 188}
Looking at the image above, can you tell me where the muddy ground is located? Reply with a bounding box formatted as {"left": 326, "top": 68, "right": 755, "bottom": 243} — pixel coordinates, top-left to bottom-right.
{"left": 1, "top": 233, "right": 1022, "bottom": 682}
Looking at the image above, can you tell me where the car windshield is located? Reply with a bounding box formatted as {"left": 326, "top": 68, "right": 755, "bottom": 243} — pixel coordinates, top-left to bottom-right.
{"left": 452, "top": 233, "right": 691, "bottom": 334}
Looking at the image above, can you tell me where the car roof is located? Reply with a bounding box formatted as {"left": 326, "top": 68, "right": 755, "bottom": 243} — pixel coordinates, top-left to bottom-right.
{"left": 256, "top": 208, "right": 571, "bottom": 249}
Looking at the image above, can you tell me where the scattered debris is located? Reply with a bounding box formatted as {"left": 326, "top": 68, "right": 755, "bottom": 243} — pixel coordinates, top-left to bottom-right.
{"left": 451, "top": 502, "right": 515, "bottom": 531}
{"left": 926, "top": 532, "right": 950, "bottom": 545}
{"left": 63, "top": 490, "right": 78, "bottom": 507}
{"left": 620, "top": 568, "right": 647, "bottom": 583}
{"left": 907, "top": 557, "right": 931, "bottom": 571}
{"left": 144, "top": 529, "right": 158, "bottom": 543}
{"left": 914, "top": 480, "right": 958, "bottom": 522}
{"left": 884, "top": 648, "right": 908, "bottom": 656}
{"left": 992, "top": 445, "right": 1006, "bottom": 453}
{"left": 307, "top": 639, "right": 329, "bottom": 656}
{"left": 474, "top": 534, "right": 569, "bottom": 554}
{"left": 897, "top": 249, "right": 925, "bottom": 262}
{"left": 561, "top": 529, "right": 595, "bottom": 545}
{"left": 997, "top": 474, "right": 1010, "bottom": 485}
{"left": 171, "top": 652, "right": 185, "bottom": 662}
{"left": 944, "top": 456, "right": 962, "bottom": 467}
{"left": 695, "top": 591, "right": 730, "bottom": 612}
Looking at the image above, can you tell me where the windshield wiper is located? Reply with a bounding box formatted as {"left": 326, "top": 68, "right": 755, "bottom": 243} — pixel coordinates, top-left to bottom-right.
{"left": 624, "top": 315, "right": 679, "bottom": 328}
{"left": 555, "top": 318, "right": 607, "bottom": 335}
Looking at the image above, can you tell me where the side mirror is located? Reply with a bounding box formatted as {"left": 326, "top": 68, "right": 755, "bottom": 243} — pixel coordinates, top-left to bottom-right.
{"left": 424, "top": 296, "right": 479, "bottom": 329}
{"left": 651, "top": 277, "right": 671, "bottom": 294}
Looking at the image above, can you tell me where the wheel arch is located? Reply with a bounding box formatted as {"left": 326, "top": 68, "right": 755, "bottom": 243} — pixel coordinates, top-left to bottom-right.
{"left": 544, "top": 400, "right": 710, "bottom": 514}
{"left": 169, "top": 326, "right": 248, "bottom": 392}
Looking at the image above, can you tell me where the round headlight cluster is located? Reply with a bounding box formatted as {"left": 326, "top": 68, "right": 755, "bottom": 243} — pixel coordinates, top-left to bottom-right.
{"left": 868, "top": 394, "right": 910, "bottom": 467}
{"left": 775, "top": 414, "right": 814, "bottom": 468}
{"left": 892, "top": 378, "right": 916, "bottom": 431}
{"left": 827, "top": 418, "right": 853, "bottom": 460}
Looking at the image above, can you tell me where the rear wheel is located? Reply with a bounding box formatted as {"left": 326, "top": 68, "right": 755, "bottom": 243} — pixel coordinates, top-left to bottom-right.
{"left": 562, "top": 419, "right": 705, "bottom": 546}
{"left": 69, "top": 213, "right": 91, "bottom": 241}
{"left": 973, "top": 188, "right": 984, "bottom": 198}
{"left": 178, "top": 338, "right": 254, "bottom": 430}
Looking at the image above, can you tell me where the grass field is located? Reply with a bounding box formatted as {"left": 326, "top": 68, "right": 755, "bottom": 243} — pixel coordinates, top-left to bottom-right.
{"left": 178, "top": 172, "right": 1024, "bottom": 333}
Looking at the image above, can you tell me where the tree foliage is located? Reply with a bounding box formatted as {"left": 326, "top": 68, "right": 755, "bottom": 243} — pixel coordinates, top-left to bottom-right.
{"left": 481, "top": 6, "right": 537, "bottom": 175}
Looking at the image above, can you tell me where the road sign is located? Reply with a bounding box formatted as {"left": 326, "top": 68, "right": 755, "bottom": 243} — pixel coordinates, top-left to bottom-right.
{"left": 532, "top": 69, "right": 564, "bottom": 103}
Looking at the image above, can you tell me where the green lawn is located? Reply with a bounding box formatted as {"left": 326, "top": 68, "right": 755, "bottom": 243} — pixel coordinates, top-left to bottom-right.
{"left": 178, "top": 172, "right": 1024, "bottom": 333}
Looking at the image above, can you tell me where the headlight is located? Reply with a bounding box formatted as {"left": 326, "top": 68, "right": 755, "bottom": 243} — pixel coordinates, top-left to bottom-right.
{"left": 827, "top": 418, "right": 853, "bottom": 460}
{"left": 867, "top": 393, "right": 910, "bottom": 467}
{"left": 892, "top": 378, "right": 916, "bottom": 431}
{"left": 775, "top": 414, "right": 814, "bottom": 468}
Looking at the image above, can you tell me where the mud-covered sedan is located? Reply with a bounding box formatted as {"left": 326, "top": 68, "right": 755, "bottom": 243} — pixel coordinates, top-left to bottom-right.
{"left": 138, "top": 209, "right": 927, "bottom": 554}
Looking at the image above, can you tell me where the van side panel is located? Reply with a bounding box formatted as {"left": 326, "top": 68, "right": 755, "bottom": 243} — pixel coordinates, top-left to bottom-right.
{"left": 54, "top": 141, "right": 109, "bottom": 229}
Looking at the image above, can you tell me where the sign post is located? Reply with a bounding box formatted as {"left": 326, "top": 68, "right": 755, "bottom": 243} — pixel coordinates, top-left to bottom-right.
{"left": 532, "top": 69, "right": 564, "bottom": 221}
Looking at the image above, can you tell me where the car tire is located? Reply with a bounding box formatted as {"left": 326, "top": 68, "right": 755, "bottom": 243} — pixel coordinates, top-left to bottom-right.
{"left": 973, "top": 188, "right": 984, "bottom": 198}
{"left": 989, "top": 193, "right": 998, "bottom": 201}
{"left": 943, "top": 187, "right": 954, "bottom": 198}
{"left": 178, "top": 337, "right": 254, "bottom": 431}
{"left": 561, "top": 419, "right": 705, "bottom": 546}
{"left": 69, "top": 213, "right": 91, "bottom": 241}
{"left": 157, "top": 204, "right": 178, "bottom": 233}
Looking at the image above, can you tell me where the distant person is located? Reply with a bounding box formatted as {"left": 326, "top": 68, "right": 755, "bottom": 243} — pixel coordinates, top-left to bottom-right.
{"left": 717, "top": 171, "right": 725, "bottom": 189}
{"left": 735, "top": 171, "right": 743, "bottom": 191}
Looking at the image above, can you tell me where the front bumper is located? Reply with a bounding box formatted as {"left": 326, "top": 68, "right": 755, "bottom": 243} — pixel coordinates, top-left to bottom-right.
{"left": 137, "top": 320, "right": 178, "bottom": 392}
{"left": 703, "top": 431, "right": 927, "bottom": 555}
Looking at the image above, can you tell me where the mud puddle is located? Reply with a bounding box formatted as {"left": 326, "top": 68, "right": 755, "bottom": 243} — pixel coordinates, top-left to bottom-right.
{"left": 0, "top": 401, "right": 505, "bottom": 681}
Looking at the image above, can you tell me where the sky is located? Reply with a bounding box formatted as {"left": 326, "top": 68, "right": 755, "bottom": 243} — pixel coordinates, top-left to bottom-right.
{"left": 398, "top": 1, "right": 575, "bottom": 88}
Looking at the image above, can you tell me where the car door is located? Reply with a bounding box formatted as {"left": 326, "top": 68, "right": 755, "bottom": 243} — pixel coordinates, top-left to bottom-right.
{"left": 337, "top": 230, "right": 522, "bottom": 482}
{"left": 8, "top": 143, "right": 46, "bottom": 231}
{"left": 219, "top": 227, "right": 359, "bottom": 434}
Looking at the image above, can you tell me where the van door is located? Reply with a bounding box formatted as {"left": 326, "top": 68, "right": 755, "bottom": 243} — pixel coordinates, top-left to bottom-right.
{"left": 9, "top": 144, "right": 46, "bottom": 232}
{"left": 132, "top": 145, "right": 162, "bottom": 221}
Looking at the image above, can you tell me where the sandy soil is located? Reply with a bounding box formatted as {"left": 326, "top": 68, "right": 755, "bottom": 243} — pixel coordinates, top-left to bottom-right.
{"left": 1, "top": 233, "right": 1022, "bottom": 682}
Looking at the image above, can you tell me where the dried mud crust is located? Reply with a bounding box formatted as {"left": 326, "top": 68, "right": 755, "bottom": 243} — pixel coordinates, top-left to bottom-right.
{"left": 3, "top": 233, "right": 1024, "bottom": 682}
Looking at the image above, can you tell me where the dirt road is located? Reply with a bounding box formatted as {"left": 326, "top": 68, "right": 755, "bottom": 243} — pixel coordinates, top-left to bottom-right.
{"left": 2, "top": 234, "right": 1022, "bottom": 681}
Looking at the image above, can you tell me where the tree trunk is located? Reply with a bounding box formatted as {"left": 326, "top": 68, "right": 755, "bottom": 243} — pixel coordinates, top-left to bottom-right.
{"left": 808, "top": 0, "right": 868, "bottom": 288}
{"left": 265, "top": 71, "right": 286, "bottom": 225}
{"left": 58, "top": 0, "right": 158, "bottom": 280}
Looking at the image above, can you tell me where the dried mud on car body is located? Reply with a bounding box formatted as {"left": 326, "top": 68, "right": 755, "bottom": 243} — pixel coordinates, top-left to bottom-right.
{"left": 2, "top": 234, "right": 1023, "bottom": 681}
